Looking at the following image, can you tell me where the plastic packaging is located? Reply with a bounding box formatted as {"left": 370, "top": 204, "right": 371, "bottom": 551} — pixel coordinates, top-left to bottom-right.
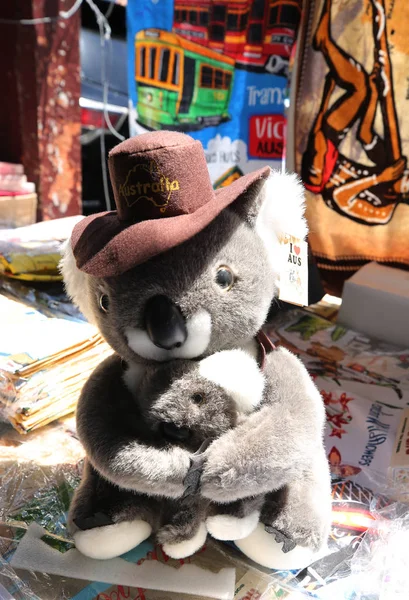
{"left": 0, "top": 277, "right": 86, "bottom": 321}
{"left": 0, "top": 216, "right": 82, "bottom": 281}
{"left": 0, "top": 555, "right": 40, "bottom": 600}
{"left": 0, "top": 293, "right": 112, "bottom": 434}
{"left": 0, "top": 448, "right": 403, "bottom": 600}
{"left": 349, "top": 501, "right": 409, "bottom": 600}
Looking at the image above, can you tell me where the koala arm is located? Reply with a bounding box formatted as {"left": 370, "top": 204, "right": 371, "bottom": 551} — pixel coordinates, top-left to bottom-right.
{"left": 76, "top": 354, "right": 191, "bottom": 499}
{"left": 201, "top": 347, "right": 326, "bottom": 503}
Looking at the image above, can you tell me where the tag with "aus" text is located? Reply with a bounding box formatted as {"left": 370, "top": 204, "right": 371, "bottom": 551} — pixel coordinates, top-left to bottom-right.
{"left": 278, "top": 234, "right": 308, "bottom": 307}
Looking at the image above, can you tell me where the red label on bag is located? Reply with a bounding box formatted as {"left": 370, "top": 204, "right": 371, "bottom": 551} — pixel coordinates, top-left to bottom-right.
{"left": 249, "top": 114, "right": 286, "bottom": 159}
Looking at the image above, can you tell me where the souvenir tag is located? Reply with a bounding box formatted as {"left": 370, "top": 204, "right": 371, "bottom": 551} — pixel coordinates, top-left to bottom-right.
{"left": 278, "top": 234, "right": 308, "bottom": 306}
{"left": 388, "top": 407, "right": 409, "bottom": 503}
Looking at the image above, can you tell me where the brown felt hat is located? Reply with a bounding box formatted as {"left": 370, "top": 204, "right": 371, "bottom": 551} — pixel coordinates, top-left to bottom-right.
{"left": 71, "top": 131, "right": 270, "bottom": 277}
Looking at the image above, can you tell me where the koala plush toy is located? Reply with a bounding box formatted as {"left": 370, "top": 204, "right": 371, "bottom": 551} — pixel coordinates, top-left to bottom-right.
{"left": 70, "top": 349, "right": 269, "bottom": 560}
{"left": 61, "top": 131, "right": 332, "bottom": 570}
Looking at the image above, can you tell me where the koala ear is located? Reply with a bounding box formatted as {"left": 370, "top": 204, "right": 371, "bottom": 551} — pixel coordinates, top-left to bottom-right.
{"left": 59, "top": 239, "right": 97, "bottom": 325}
{"left": 199, "top": 349, "right": 264, "bottom": 413}
{"left": 231, "top": 169, "right": 308, "bottom": 267}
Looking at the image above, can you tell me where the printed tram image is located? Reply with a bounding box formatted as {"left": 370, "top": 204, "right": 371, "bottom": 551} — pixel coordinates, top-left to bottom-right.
{"left": 135, "top": 29, "right": 235, "bottom": 131}
{"left": 173, "top": 0, "right": 301, "bottom": 75}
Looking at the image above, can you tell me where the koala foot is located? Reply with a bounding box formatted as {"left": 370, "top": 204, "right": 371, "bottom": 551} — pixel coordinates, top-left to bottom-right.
{"left": 264, "top": 525, "right": 297, "bottom": 553}
{"left": 74, "top": 520, "right": 152, "bottom": 560}
{"left": 261, "top": 457, "right": 332, "bottom": 555}
{"left": 267, "top": 511, "right": 329, "bottom": 553}
{"left": 235, "top": 523, "right": 320, "bottom": 570}
{"left": 162, "top": 522, "right": 207, "bottom": 559}
{"left": 206, "top": 511, "right": 259, "bottom": 541}
{"left": 265, "top": 486, "right": 331, "bottom": 554}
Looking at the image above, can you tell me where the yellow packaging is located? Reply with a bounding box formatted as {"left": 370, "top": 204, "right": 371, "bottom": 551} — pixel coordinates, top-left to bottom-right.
{"left": 0, "top": 252, "right": 61, "bottom": 281}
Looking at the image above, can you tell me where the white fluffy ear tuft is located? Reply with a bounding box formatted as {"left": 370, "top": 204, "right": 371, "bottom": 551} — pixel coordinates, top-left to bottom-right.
{"left": 59, "top": 240, "right": 96, "bottom": 324}
{"left": 255, "top": 171, "right": 308, "bottom": 267}
{"left": 199, "top": 349, "right": 264, "bottom": 413}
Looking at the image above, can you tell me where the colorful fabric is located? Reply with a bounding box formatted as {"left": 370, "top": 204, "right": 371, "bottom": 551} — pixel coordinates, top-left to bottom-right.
{"left": 126, "top": 0, "right": 302, "bottom": 185}
{"left": 295, "top": 0, "right": 409, "bottom": 293}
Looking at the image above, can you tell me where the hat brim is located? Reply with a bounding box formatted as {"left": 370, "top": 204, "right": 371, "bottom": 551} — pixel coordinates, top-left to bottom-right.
{"left": 72, "top": 166, "right": 270, "bottom": 277}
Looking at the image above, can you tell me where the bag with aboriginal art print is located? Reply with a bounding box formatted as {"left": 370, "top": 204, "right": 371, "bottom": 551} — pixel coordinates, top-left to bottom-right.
{"left": 294, "top": 0, "right": 409, "bottom": 293}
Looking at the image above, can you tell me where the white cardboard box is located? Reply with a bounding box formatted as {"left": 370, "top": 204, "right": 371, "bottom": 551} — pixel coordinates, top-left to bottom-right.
{"left": 0, "top": 193, "right": 37, "bottom": 229}
{"left": 337, "top": 262, "right": 409, "bottom": 348}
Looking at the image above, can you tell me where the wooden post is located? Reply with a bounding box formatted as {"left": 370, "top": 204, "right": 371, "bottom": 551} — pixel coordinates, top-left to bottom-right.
{"left": 0, "top": 0, "right": 82, "bottom": 220}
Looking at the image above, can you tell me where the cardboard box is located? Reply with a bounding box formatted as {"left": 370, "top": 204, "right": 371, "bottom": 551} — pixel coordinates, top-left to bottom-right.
{"left": 337, "top": 262, "right": 409, "bottom": 348}
{"left": 388, "top": 408, "right": 409, "bottom": 503}
{"left": 0, "top": 193, "right": 37, "bottom": 229}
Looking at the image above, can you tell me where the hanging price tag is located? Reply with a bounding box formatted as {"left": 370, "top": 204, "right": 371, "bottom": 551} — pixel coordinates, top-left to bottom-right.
{"left": 278, "top": 234, "right": 309, "bottom": 307}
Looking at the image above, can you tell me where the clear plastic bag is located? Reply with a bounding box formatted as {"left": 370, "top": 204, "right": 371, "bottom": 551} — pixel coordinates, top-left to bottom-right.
{"left": 256, "top": 476, "right": 404, "bottom": 600}
{"left": 0, "top": 554, "right": 41, "bottom": 600}
{"left": 0, "top": 436, "right": 408, "bottom": 600}
{"left": 349, "top": 501, "right": 409, "bottom": 599}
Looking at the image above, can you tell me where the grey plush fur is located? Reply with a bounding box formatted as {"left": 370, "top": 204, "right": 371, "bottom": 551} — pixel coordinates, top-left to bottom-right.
{"left": 200, "top": 347, "right": 331, "bottom": 550}
{"left": 69, "top": 356, "right": 264, "bottom": 547}
{"left": 70, "top": 195, "right": 275, "bottom": 364}
{"left": 139, "top": 359, "right": 239, "bottom": 450}
{"left": 63, "top": 173, "right": 332, "bottom": 556}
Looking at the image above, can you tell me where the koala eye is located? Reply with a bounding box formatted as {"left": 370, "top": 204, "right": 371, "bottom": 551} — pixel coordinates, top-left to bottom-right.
{"left": 215, "top": 266, "right": 235, "bottom": 291}
{"left": 192, "top": 393, "right": 205, "bottom": 405}
{"left": 99, "top": 294, "right": 110, "bottom": 313}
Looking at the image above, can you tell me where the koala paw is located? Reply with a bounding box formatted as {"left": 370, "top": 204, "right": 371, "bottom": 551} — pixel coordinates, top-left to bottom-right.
{"left": 162, "top": 522, "right": 207, "bottom": 560}
{"left": 206, "top": 511, "right": 259, "bottom": 541}
{"left": 264, "top": 525, "right": 297, "bottom": 553}
{"left": 235, "top": 523, "right": 318, "bottom": 571}
{"left": 265, "top": 508, "right": 329, "bottom": 553}
{"left": 201, "top": 466, "right": 243, "bottom": 502}
{"left": 200, "top": 431, "right": 275, "bottom": 503}
{"left": 74, "top": 520, "right": 152, "bottom": 560}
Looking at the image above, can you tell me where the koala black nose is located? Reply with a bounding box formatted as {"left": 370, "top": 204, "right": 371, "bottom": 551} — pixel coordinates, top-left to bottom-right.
{"left": 144, "top": 295, "right": 188, "bottom": 350}
{"left": 161, "top": 422, "right": 192, "bottom": 442}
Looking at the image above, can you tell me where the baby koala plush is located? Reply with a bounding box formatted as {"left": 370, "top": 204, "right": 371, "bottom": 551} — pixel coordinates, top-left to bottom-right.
{"left": 62, "top": 131, "right": 332, "bottom": 570}
{"left": 70, "top": 349, "right": 266, "bottom": 559}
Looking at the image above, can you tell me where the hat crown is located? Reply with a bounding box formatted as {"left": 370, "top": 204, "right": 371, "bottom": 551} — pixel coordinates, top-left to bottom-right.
{"left": 108, "top": 131, "right": 215, "bottom": 222}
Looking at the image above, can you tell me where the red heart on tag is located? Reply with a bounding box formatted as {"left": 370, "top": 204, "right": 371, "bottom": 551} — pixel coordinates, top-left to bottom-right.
{"left": 294, "top": 245, "right": 301, "bottom": 255}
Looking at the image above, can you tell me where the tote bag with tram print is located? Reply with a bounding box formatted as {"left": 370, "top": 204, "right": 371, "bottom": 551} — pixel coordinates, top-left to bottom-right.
{"left": 126, "top": 0, "right": 302, "bottom": 186}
